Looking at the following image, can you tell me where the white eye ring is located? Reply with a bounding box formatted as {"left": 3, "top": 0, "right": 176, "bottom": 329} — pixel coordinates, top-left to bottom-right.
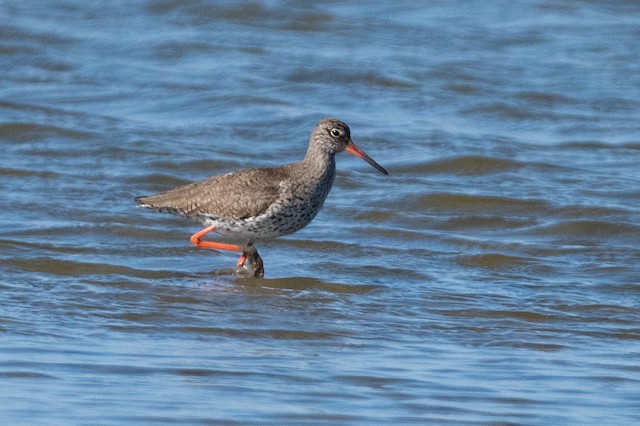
{"left": 330, "top": 128, "right": 342, "bottom": 137}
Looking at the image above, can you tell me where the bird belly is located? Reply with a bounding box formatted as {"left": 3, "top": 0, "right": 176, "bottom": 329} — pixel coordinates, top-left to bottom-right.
{"left": 201, "top": 214, "right": 310, "bottom": 239}
{"left": 201, "top": 194, "right": 325, "bottom": 240}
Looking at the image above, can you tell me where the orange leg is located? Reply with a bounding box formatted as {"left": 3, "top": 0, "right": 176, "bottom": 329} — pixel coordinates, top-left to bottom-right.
{"left": 190, "top": 225, "right": 246, "bottom": 267}
{"left": 236, "top": 251, "right": 248, "bottom": 268}
{"left": 189, "top": 225, "right": 262, "bottom": 273}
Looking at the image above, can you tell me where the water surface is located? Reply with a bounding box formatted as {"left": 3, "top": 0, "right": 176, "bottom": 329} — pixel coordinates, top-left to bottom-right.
{"left": 1, "top": 0, "right": 639, "bottom": 424}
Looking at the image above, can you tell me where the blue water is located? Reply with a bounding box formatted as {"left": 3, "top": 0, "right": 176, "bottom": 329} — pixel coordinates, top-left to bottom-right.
{"left": 1, "top": 0, "right": 639, "bottom": 424}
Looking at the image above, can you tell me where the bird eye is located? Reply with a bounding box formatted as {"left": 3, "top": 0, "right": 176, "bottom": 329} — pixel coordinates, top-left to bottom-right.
{"left": 330, "top": 128, "right": 342, "bottom": 137}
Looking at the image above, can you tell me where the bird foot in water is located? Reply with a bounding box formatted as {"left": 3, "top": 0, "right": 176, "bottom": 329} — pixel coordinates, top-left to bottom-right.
{"left": 235, "top": 242, "right": 264, "bottom": 278}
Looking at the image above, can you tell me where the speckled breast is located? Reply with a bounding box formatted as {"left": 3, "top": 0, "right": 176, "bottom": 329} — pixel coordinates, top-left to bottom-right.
{"left": 204, "top": 174, "right": 334, "bottom": 240}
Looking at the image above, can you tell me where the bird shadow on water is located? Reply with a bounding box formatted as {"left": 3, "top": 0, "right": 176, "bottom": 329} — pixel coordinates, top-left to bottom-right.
{"left": 196, "top": 266, "right": 383, "bottom": 295}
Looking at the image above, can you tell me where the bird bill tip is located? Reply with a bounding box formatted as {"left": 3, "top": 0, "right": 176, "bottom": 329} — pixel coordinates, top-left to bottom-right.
{"left": 345, "top": 141, "right": 389, "bottom": 175}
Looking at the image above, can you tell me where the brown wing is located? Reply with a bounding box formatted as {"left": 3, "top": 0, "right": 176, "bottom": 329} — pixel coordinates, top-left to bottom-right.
{"left": 135, "top": 166, "right": 291, "bottom": 220}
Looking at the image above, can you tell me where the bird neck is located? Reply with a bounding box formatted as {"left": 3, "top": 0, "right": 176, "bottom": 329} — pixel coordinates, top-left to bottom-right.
{"left": 302, "top": 141, "right": 336, "bottom": 180}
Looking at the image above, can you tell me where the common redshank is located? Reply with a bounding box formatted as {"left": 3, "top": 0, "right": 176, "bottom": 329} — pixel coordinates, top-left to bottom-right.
{"left": 135, "top": 118, "right": 388, "bottom": 276}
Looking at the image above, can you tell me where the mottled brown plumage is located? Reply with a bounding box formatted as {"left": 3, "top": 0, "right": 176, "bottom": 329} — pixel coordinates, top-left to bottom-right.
{"left": 136, "top": 165, "right": 289, "bottom": 222}
{"left": 135, "top": 118, "right": 388, "bottom": 275}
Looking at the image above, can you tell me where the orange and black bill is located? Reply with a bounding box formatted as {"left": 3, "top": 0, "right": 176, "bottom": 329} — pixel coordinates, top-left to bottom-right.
{"left": 345, "top": 140, "right": 389, "bottom": 175}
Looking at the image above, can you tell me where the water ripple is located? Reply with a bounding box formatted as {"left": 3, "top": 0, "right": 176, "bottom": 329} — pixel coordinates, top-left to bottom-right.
{"left": 2, "top": 0, "right": 640, "bottom": 424}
